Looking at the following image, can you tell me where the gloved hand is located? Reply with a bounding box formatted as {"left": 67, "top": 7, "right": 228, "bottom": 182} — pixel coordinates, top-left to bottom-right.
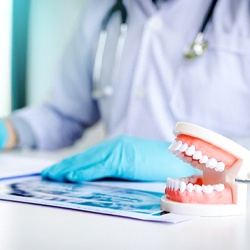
{"left": 0, "top": 119, "right": 8, "bottom": 150}
{"left": 42, "top": 135, "right": 200, "bottom": 182}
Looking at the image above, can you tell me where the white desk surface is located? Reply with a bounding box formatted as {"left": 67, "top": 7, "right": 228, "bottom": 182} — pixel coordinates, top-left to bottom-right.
{"left": 0, "top": 151, "right": 250, "bottom": 250}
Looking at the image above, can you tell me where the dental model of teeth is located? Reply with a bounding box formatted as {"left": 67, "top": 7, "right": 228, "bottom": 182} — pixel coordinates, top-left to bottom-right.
{"left": 161, "top": 122, "right": 250, "bottom": 216}
{"left": 166, "top": 177, "right": 225, "bottom": 194}
{"left": 169, "top": 140, "right": 226, "bottom": 172}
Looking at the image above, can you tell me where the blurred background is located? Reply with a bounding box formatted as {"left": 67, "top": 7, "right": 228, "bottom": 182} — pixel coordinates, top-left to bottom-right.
{"left": 0, "top": 0, "right": 105, "bottom": 151}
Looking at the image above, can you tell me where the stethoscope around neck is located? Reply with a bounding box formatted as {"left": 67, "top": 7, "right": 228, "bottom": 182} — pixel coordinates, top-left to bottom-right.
{"left": 92, "top": 0, "right": 218, "bottom": 99}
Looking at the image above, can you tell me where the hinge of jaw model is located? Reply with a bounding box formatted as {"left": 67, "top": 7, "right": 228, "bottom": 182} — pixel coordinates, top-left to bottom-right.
{"left": 161, "top": 122, "right": 250, "bottom": 216}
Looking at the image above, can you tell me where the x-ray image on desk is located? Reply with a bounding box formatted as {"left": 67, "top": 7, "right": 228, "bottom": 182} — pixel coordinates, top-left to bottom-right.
{"left": 0, "top": 177, "right": 170, "bottom": 222}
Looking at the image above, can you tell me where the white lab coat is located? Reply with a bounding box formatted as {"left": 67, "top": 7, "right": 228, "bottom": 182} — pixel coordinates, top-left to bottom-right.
{"left": 10, "top": 0, "right": 250, "bottom": 149}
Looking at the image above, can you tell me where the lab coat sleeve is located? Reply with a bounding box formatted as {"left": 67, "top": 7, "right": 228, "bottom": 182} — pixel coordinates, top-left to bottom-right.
{"left": 8, "top": 1, "right": 108, "bottom": 150}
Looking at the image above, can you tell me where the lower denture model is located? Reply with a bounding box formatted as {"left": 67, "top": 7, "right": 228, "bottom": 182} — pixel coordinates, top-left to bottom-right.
{"left": 161, "top": 122, "right": 250, "bottom": 216}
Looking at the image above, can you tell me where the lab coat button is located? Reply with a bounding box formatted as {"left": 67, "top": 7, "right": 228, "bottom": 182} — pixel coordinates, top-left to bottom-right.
{"left": 148, "top": 17, "right": 163, "bottom": 30}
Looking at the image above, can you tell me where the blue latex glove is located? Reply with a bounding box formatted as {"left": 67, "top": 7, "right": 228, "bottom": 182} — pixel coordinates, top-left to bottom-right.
{"left": 42, "top": 136, "right": 200, "bottom": 182}
{"left": 0, "top": 119, "right": 8, "bottom": 150}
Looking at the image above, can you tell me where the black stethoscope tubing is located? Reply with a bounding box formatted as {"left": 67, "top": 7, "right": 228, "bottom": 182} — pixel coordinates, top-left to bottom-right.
{"left": 200, "top": 0, "right": 218, "bottom": 33}
{"left": 185, "top": 0, "right": 218, "bottom": 59}
{"left": 102, "top": 0, "right": 127, "bottom": 30}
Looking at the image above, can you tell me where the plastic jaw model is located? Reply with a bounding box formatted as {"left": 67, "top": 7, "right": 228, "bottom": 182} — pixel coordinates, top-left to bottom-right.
{"left": 161, "top": 122, "right": 250, "bottom": 216}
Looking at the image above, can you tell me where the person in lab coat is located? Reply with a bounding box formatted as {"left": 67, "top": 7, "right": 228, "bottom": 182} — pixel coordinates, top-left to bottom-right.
{"left": 0, "top": 0, "right": 249, "bottom": 182}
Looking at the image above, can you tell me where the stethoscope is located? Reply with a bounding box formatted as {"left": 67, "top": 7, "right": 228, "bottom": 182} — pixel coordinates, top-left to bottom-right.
{"left": 184, "top": 0, "right": 218, "bottom": 59}
{"left": 92, "top": 0, "right": 127, "bottom": 99}
{"left": 92, "top": 0, "right": 218, "bottom": 99}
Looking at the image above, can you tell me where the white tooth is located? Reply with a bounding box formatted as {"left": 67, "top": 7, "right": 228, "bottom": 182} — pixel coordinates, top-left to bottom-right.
{"left": 206, "top": 158, "right": 217, "bottom": 169}
{"left": 185, "top": 145, "right": 196, "bottom": 156}
{"left": 207, "top": 185, "right": 214, "bottom": 193}
{"left": 215, "top": 162, "right": 225, "bottom": 172}
{"left": 169, "top": 140, "right": 182, "bottom": 151}
{"left": 173, "top": 141, "right": 183, "bottom": 151}
{"left": 186, "top": 183, "right": 194, "bottom": 193}
{"left": 193, "top": 151, "right": 202, "bottom": 160}
{"left": 218, "top": 184, "right": 225, "bottom": 191}
{"left": 168, "top": 142, "right": 175, "bottom": 151}
{"left": 174, "top": 180, "right": 179, "bottom": 191}
{"left": 171, "top": 179, "right": 175, "bottom": 189}
{"left": 194, "top": 184, "right": 202, "bottom": 193}
{"left": 214, "top": 184, "right": 225, "bottom": 192}
{"left": 179, "top": 181, "right": 186, "bottom": 193}
{"left": 179, "top": 143, "right": 188, "bottom": 152}
{"left": 167, "top": 178, "right": 171, "bottom": 188}
{"left": 181, "top": 178, "right": 189, "bottom": 184}
{"left": 169, "top": 179, "right": 173, "bottom": 189}
{"left": 199, "top": 155, "right": 208, "bottom": 164}
{"left": 202, "top": 184, "right": 214, "bottom": 194}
